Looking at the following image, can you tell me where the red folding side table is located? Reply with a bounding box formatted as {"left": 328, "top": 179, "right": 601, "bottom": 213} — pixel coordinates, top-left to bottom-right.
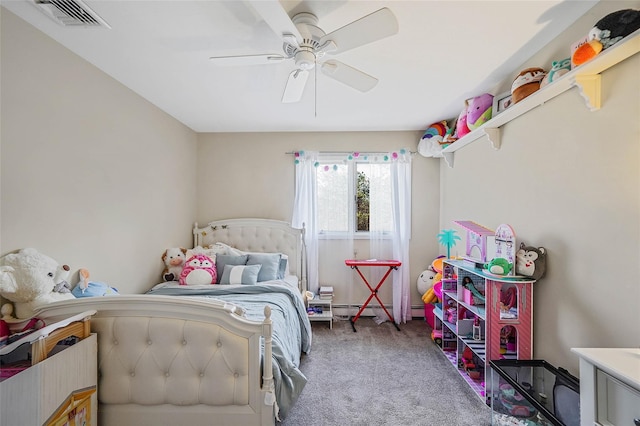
{"left": 345, "top": 259, "right": 401, "bottom": 332}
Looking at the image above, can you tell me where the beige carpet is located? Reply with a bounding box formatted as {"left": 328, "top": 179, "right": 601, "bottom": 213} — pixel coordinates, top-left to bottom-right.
{"left": 281, "top": 317, "right": 491, "bottom": 425}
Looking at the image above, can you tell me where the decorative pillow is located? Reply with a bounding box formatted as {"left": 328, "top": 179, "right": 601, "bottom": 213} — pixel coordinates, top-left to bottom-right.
{"left": 278, "top": 256, "right": 288, "bottom": 279}
{"left": 186, "top": 246, "right": 218, "bottom": 262}
{"left": 247, "top": 253, "right": 281, "bottom": 282}
{"left": 214, "top": 254, "right": 248, "bottom": 284}
{"left": 220, "top": 264, "right": 261, "bottom": 285}
{"left": 208, "top": 242, "right": 241, "bottom": 256}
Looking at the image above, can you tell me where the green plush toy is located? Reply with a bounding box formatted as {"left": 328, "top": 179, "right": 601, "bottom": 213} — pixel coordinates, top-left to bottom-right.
{"left": 484, "top": 258, "right": 513, "bottom": 275}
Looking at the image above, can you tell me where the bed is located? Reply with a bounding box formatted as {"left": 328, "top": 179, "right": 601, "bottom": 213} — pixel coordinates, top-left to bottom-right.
{"left": 35, "top": 218, "right": 311, "bottom": 426}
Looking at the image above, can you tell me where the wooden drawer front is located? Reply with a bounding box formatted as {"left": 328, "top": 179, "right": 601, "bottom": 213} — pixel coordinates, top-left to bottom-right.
{"left": 596, "top": 369, "right": 640, "bottom": 426}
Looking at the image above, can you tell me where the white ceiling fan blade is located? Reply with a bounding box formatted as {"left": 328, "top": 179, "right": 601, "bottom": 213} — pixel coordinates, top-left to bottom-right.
{"left": 282, "top": 69, "right": 309, "bottom": 103}
{"left": 320, "top": 8, "right": 398, "bottom": 54}
{"left": 321, "top": 60, "right": 378, "bottom": 92}
{"left": 209, "top": 54, "right": 286, "bottom": 66}
{"left": 247, "top": 0, "right": 302, "bottom": 44}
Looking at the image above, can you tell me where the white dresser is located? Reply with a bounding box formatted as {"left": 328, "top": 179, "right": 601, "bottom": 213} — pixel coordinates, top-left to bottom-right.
{"left": 571, "top": 348, "right": 640, "bottom": 426}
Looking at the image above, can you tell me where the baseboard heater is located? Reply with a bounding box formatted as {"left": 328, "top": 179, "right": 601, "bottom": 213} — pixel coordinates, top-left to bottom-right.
{"left": 332, "top": 304, "right": 426, "bottom": 317}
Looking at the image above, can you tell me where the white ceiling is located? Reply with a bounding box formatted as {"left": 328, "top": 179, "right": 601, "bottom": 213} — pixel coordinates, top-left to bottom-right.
{"left": 2, "top": 0, "right": 599, "bottom": 133}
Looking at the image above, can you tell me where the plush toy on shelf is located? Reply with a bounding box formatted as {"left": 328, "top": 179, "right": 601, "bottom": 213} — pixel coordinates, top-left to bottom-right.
{"left": 161, "top": 247, "right": 187, "bottom": 282}
{"left": 511, "top": 67, "right": 546, "bottom": 104}
{"left": 456, "top": 102, "right": 471, "bottom": 138}
{"left": 417, "top": 121, "right": 449, "bottom": 157}
{"left": 484, "top": 257, "right": 513, "bottom": 275}
{"left": 572, "top": 9, "right": 640, "bottom": 66}
{"left": 0, "top": 248, "right": 75, "bottom": 319}
{"left": 515, "top": 242, "right": 547, "bottom": 280}
{"left": 466, "top": 93, "right": 494, "bottom": 130}
{"left": 540, "top": 58, "right": 571, "bottom": 88}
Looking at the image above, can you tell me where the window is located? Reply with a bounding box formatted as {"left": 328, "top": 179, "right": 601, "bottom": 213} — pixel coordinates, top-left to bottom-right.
{"left": 316, "top": 155, "right": 392, "bottom": 236}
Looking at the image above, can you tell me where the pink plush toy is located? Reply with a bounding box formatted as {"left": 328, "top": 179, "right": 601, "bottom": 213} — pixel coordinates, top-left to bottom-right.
{"left": 466, "top": 93, "right": 494, "bottom": 130}
{"left": 456, "top": 104, "right": 470, "bottom": 138}
{"left": 179, "top": 254, "right": 217, "bottom": 285}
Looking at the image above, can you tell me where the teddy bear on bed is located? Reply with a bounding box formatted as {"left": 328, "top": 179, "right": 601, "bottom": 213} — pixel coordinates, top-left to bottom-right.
{"left": 0, "top": 248, "right": 75, "bottom": 319}
{"left": 161, "top": 247, "right": 188, "bottom": 282}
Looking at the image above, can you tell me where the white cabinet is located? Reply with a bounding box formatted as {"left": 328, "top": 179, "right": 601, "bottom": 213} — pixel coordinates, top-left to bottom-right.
{"left": 571, "top": 348, "right": 640, "bottom": 426}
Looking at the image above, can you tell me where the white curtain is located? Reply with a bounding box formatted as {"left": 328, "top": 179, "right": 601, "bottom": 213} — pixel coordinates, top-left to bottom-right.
{"left": 369, "top": 150, "right": 412, "bottom": 324}
{"left": 389, "top": 152, "right": 412, "bottom": 323}
{"left": 292, "top": 149, "right": 412, "bottom": 321}
{"left": 291, "top": 151, "right": 319, "bottom": 293}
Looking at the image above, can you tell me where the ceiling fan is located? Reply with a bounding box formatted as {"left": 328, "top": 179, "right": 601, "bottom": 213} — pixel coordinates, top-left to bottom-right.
{"left": 209, "top": 1, "right": 399, "bottom": 103}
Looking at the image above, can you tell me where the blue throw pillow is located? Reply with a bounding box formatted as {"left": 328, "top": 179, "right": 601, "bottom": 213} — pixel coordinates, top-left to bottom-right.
{"left": 277, "top": 257, "right": 287, "bottom": 279}
{"left": 247, "top": 253, "right": 281, "bottom": 282}
{"left": 215, "top": 255, "right": 248, "bottom": 283}
{"left": 220, "top": 264, "right": 261, "bottom": 285}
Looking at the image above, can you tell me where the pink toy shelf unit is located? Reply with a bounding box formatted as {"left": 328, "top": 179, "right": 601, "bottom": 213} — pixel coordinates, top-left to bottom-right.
{"left": 430, "top": 222, "right": 535, "bottom": 406}
{"left": 453, "top": 221, "right": 495, "bottom": 263}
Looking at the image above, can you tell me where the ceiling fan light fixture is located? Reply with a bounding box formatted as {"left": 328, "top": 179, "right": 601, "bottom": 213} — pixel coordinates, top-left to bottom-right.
{"left": 223, "top": 3, "right": 399, "bottom": 104}
{"left": 295, "top": 50, "right": 316, "bottom": 70}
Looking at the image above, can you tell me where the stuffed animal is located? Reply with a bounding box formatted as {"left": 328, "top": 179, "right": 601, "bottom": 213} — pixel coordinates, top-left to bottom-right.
{"left": 484, "top": 258, "right": 513, "bottom": 275}
{"left": 511, "top": 68, "right": 546, "bottom": 103}
{"left": 456, "top": 102, "right": 470, "bottom": 138}
{"left": 71, "top": 268, "right": 119, "bottom": 298}
{"left": 540, "top": 58, "right": 571, "bottom": 88}
{"left": 420, "top": 256, "right": 445, "bottom": 303}
{"left": 161, "top": 247, "right": 187, "bottom": 282}
{"left": 515, "top": 242, "right": 547, "bottom": 280}
{"left": 417, "top": 268, "right": 436, "bottom": 296}
{"left": 417, "top": 121, "right": 449, "bottom": 157}
{"left": 466, "top": 93, "right": 494, "bottom": 130}
{"left": 572, "top": 9, "right": 640, "bottom": 66}
{"left": 441, "top": 119, "right": 458, "bottom": 147}
{"left": 0, "top": 248, "right": 75, "bottom": 319}
{"left": 179, "top": 254, "right": 217, "bottom": 285}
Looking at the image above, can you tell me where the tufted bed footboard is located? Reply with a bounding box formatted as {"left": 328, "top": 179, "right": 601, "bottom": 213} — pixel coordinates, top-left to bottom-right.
{"left": 36, "top": 295, "right": 277, "bottom": 426}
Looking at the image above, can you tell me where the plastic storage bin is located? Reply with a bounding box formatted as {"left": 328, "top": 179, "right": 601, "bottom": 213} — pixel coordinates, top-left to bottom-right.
{"left": 489, "top": 359, "right": 580, "bottom": 426}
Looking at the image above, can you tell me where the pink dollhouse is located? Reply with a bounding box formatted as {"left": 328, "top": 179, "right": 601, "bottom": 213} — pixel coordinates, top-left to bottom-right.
{"left": 453, "top": 221, "right": 494, "bottom": 263}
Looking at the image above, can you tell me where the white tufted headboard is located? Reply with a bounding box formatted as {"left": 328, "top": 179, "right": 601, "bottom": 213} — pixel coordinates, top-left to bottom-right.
{"left": 193, "top": 218, "right": 306, "bottom": 292}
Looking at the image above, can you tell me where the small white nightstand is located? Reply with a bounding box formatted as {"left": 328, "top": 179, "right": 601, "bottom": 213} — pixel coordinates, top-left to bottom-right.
{"left": 307, "top": 296, "right": 333, "bottom": 329}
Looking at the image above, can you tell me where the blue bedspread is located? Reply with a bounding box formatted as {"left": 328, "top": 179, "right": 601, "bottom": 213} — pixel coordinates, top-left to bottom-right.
{"left": 146, "top": 282, "right": 312, "bottom": 419}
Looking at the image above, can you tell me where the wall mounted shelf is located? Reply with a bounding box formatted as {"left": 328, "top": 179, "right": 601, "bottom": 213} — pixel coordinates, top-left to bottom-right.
{"left": 429, "top": 28, "right": 640, "bottom": 168}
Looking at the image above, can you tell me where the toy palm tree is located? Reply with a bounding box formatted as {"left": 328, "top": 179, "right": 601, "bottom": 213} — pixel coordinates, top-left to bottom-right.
{"left": 438, "top": 229, "right": 461, "bottom": 259}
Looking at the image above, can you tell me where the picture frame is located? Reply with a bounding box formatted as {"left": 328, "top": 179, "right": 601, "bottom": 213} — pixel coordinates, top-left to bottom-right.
{"left": 492, "top": 91, "right": 513, "bottom": 118}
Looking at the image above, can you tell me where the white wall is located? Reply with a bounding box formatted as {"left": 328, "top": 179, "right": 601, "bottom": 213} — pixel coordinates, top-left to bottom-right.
{"left": 197, "top": 132, "right": 442, "bottom": 313}
{"left": 440, "top": 0, "right": 640, "bottom": 373}
{"left": 1, "top": 9, "right": 198, "bottom": 294}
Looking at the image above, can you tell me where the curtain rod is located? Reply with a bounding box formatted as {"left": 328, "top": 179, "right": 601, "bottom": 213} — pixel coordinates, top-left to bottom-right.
{"left": 285, "top": 150, "right": 417, "bottom": 155}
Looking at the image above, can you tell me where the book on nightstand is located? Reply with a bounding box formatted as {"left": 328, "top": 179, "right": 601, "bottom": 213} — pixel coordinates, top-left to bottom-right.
{"left": 319, "top": 286, "right": 333, "bottom": 300}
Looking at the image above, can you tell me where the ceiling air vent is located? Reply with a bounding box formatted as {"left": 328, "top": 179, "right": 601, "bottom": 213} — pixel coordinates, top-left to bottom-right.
{"left": 33, "top": 0, "right": 110, "bottom": 28}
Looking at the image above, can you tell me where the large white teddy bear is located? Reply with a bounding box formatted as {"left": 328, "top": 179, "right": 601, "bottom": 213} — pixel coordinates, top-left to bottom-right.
{"left": 0, "top": 248, "right": 75, "bottom": 319}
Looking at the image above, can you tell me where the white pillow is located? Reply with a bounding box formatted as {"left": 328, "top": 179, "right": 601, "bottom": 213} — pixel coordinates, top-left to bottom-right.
{"left": 207, "top": 242, "right": 241, "bottom": 256}
{"left": 186, "top": 246, "right": 218, "bottom": 262}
